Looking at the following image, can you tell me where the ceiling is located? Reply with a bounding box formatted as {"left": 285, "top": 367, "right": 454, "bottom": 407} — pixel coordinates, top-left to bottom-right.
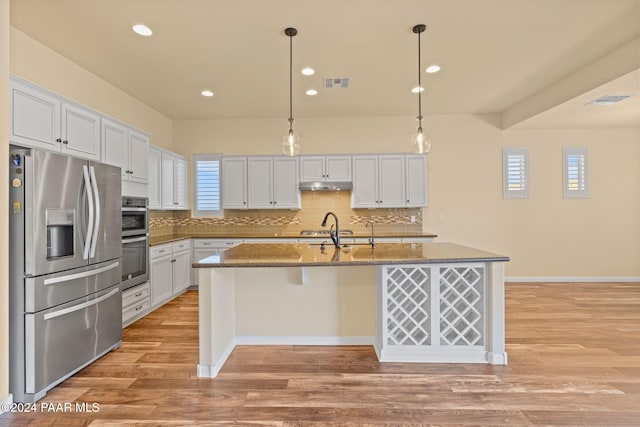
{"left": 9, "top": 0, "right": 640, "bottom": 128}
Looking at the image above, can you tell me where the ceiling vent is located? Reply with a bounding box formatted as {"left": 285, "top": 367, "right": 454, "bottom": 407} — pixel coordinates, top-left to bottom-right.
{"left": 325, "top": 77, "right": 350, "bottom": 89}
{"left": 586, "top": 95, "right": 631, "bottom": 106}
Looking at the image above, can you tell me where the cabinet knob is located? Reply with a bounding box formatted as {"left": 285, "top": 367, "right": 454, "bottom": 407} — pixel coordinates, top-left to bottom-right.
{"left": 407, "top": 200, "right": 410, "bottom": 203}
{"left": 56, "top": 138, "right": 62, "bottom": 143}
{"left": 62, "top": 140, "right": 68, "bottom": 145}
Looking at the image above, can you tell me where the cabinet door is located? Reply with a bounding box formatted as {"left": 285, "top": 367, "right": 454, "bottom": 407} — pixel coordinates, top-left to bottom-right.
{"left": 325, "top": 156, "right": 352, "bottom": 181}
{"left": 247, "top": 157, "right": 273, "bottom": 209}
{"left": 273, "top": 157, "right": 300, "bottom": 209}
{"left": 148, "top": 146, "right": 162, "bottom": 209}
{"left": 161, "top": 153, "right": 175, "bottom": 209}
{"left": 406, "top": 154, "right": 428, "bottom": 207}
{"left": 351, "top": 156, "right": 379, "bottom": 208}
{"left": 192, "top": 248, "right": 219, "bottom": 286}
{"left": 299, "top": 156, "right": 325, "bottom": 181}
{"left": 150, "top": 255, "right": 173, "bottom": 306}
{"left": 379, "top": 155, "right": 406, "bottom": 208}
{"left": 10, "top": 81, "right": 61, "bottom": 150}
{"left": 174, "top": 157, "right": 189, "bottom": 209}
{"left": 61, "top": 103, "right": 101, "bottom": 161}
{"left": 172, "top": 250, "right": 191, "bottom": 294}
{"left": 222, "top": 157, "right": 247, "bottom": 209}
{"left": 101, "top": 119, "right": 128, "bottom": 178}
{"left": 128, "top": 131, "right": 149, "bottom": 183}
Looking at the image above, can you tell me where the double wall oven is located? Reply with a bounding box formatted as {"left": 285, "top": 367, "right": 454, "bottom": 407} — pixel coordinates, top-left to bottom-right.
{"left": 121, "top": 196, "right": 149, "bottom": 291}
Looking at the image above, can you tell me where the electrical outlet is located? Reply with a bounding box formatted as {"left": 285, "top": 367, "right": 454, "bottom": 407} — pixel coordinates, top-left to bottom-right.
{"left": 410, "top": 215, "right": 416, "bottom": 223}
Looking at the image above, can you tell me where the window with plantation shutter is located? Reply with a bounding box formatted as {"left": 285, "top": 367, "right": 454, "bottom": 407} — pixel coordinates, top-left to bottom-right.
{"left": 563, "top": 147, "right": 589, "bottom": 198}
{"left": 193, "top": 154, "right": 222, "bottom": 216}
{"left": 503, "top": 147, "right": 529, "bottom": 199}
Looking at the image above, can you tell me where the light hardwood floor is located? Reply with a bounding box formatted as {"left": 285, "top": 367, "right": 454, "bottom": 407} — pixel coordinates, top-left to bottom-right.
{"left": 2, "top": 282, "right": 639, "bottom": 426}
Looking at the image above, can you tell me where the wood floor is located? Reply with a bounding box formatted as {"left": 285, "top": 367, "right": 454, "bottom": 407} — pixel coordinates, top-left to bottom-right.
{"left": 2, "top": 282, "right": 639, "bottom": 426}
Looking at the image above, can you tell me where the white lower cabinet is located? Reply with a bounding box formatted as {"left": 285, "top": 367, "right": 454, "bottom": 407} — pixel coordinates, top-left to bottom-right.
{"left": 150, "top": 240, "right": 192, "bottom": 307}
{"left": 122, "top": 282, "right": 151, "bottom": 327}
{"left": 192, "top": 239, "right": 242, "bottom": 286}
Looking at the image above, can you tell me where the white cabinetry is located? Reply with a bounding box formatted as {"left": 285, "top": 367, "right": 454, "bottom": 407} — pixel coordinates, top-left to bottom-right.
{"left": 148, "top": 146, "right": 162, "bottom": 209}
{"left": 150, "top": 240, "right": 192, "bottom": 307}
{"left": 10, "top": 78, "right": 101, "bottom": 160}
{"left": 102, "top": 119, "right": 149, "bottom": 184}
{"left": 247, "top": 156, "right": 300, "bottom": 209}
{"left": 122, "top": 282, "right": 151, "bottom": 327}
{"left": 152, "top": 148, "right": 188, "bottom": 210}
{"left": 300, "top": 155, "right": 351, "bottom": 181}
{"left": 192, "top": 239, "right": 243, "bottom": 285}
{"left": 222, "top": 157, "right": 248, "bottom": 209}
{"left": 405, "top": 154, "right": 428, "bottom": 207}
{"left": 352, "top": 154, "right": 427, "bottom": 208}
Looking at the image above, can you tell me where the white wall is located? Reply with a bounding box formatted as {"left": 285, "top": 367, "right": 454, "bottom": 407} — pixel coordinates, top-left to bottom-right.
{"left": 175, "top": 115, "right": 640, "bottom": 279}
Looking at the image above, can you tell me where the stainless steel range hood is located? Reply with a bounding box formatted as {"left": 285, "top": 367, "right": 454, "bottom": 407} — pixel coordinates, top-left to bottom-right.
{"left": 299, "top": 181, "right": 353, "bottom": 191}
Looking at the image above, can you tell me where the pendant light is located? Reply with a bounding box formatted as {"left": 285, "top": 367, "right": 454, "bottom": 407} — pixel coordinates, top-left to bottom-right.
{"left": 411, "top": 24, "right": 431, "bottom": 154}
{"left": 282, "top": 27, "right": 300, "bottom": 156}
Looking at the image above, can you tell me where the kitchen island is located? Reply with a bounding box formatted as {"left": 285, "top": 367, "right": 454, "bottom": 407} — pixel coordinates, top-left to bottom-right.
{"left": 194, "top": 242, "right": 509, "bottom": 377}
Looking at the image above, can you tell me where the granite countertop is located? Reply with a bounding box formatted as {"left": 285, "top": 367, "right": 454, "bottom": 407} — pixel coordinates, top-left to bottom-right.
{"left": 193, "top": 242, "right": 509, "bottom": 268}
{"left": 150, "top": 231, "right": 438, "bottom": 246}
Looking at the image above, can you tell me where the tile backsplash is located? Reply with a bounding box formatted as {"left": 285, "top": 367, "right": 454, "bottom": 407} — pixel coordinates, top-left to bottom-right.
{"left": 149, "top": 191, "right": 422, "bottom": 238}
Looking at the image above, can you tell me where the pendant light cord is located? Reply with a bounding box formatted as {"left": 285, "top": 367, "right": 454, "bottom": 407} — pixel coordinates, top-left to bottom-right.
{"left": 289, "top": 32, "right": 293, "bottom": 123}
{"left": 417, "top": 27, "right": 423, "bottom": 125}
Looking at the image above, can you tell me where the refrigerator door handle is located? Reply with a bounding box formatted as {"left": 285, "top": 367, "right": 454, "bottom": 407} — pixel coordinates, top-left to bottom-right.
{"left": 43, "top": 261, "right": 120, "bottom": 286}
{"left": 43, "top": 288, "right": 119, "bottom": 321}
{"left": 82, "top": 165, "right": 94, "bottom": 260}
{"left": 89, "top": 165, "right": 100, "bottom": 258}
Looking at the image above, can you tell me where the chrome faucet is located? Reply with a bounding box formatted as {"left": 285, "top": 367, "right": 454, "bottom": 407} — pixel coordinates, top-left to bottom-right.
{"left": 321, "top": 212, "right": 340, "bottom": 248}
{"left": 365, "top": 221, "right": 375, "bottom": 248}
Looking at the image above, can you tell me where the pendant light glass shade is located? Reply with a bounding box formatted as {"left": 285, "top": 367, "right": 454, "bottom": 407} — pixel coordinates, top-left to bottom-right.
{"left": 283, "top": 27, "right": 300, "bottom": 156}
{"left": 411, "top": 123, "right": 431, "bottom": 154}
{"left": 412, "top": 24, "right": 431, "bottom": 154}
{"left": 282, "top": 119, "right": 300, "bottom": 156}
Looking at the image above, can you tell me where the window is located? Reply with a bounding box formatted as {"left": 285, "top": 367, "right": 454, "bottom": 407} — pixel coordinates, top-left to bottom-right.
{"left": 563, "top": 147, "right": 589, "bottom": 198}
{"left": 503, "top": 147, "right": 529, "bottom": 199}
{"left": 193, "top": 153, "right": 222, "bottom": 216}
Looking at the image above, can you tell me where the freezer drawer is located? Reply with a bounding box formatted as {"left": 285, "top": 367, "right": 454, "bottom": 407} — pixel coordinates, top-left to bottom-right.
{"left": 24, "top": 286, "right": 122, "bottom": 394}
{"left": 25, "top": 259, "right": 121, "bottom": 313}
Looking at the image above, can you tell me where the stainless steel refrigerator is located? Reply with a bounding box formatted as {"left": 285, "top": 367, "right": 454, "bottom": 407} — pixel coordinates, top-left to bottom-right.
{"left": 9, "top": 146, "right": 123, "bottom": 403}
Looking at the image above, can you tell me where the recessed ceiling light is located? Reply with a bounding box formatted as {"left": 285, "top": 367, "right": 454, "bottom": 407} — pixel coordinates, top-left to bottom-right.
{"left": 411, "top": 86, "right": 424, "bottom": 93}
{"left": 201, "top": 90, "right": 214, "bottom": 97}
{"left": 301, "top": 67, "right": 315, "bottom": 76}
{"left": 132, "top": 24, "right": 153, "bottom": 37}
{"left": 306, "top": 89, "right": 318, "bottom": 96}
{"left": 425, "top": 64, "right": 441, "bottom": 74}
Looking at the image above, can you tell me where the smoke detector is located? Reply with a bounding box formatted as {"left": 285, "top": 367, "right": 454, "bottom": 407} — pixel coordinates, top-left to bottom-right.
{"left": 325, "top": 77, "right": 350, "bottom": 89}
{"left": 586, "top": 95, "right": 631, "bottom": 106}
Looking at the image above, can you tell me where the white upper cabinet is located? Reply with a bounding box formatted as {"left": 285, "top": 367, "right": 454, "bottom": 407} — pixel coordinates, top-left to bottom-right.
{"left": 300, "top": 155, "right": 351, "bottom": 181}
{"left": 247, "top": 156, "right": 300, "bottom": 209}
{"left": 148, "top": 146, "right": 162, "bottom": 209}
{"left": 160, "top": 150, "right": 188, "bottom": 210}
{"left": 352, "top": 154, "right": 426, "bottom": 208}
{"left": 60, "top": 103, "right": 101, "bottom": 160}
{"left": 102, "top": 119, "right": 149, "bottom": 184}
{"left": 10, "top": 78, "right": 101, "bottom": 161}
{"left": 222, "top": 157, "right": 248, "bottom": 209}
{"left": 405, "top": 154, "right": 428, "bottom": 207}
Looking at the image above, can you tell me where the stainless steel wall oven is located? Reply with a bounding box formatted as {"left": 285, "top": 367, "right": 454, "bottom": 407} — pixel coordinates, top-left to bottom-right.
{"left": 121, "top": 197, "right": 149, "bottom": 291}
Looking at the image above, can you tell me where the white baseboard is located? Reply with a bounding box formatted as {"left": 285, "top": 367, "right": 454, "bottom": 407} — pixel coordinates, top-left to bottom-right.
{"left": 235, "top": 336, "right": 375, "bottom": 346}
{"left": 197, "top": 338, "right": 237, "bottom": 378}
{"left": 506, "top": 276, "right": 640, "bottom": 283}
{"left": 1, "top": 394, "right": 13, "bottom": 415}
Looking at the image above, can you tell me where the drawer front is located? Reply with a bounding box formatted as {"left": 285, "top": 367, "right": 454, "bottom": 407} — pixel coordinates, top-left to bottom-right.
{"left": 25, "top": 286, "right": 122, "bottom": 394}
{"left": 150, "top": 243, "right": 172, "bottom": 258}
{"left": 172, "top": 240, "right": 191, "bottom": 252}
{"left": 122, "top": 282, "right": 151, "bottom": 308}
{"left": 123, "top": 299, "right": 151, "bottom": 324}
{"left": 194, "top": 239, "right": 243, "bottom": 249}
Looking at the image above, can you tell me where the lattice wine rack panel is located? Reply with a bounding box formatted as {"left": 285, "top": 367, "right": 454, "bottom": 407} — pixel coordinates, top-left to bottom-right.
{"left": 385, "top": 267, "right": 431, "bottom": 346}
{"left": 439, "top": 266, "right": 485, "bottom": 346}
{"left": 382, "top": 264, "right": 486, "bottom": 351}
